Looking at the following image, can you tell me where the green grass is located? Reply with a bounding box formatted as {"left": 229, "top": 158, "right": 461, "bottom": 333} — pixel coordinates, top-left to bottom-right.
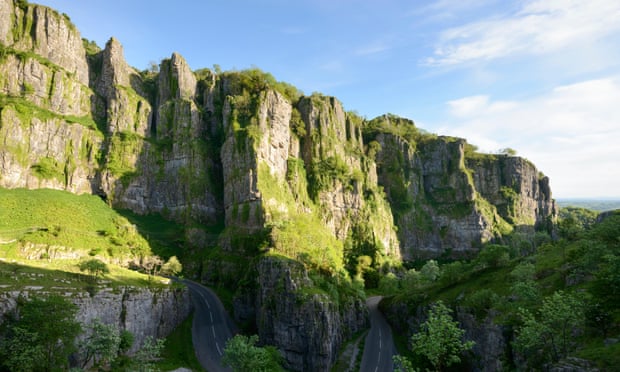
{"left": 155, "top": 312, "right": 205, "bottom": 372}
{"left": 577, "top": 339, "right": 620, "bottom": 370}
{"left": 116, "top": 209, "right": 188, "bottom": 259}
{"left": 0, "top": 258, "right": 170, "bottom": 292}
{"left": 0, "top": 94, "right": 102, "bottom": 133}
{"left": 0, "top": 187, "right": 187, "bottom": 291}
{"left": 0, "top": 188, "right": 147, "bottom": 256}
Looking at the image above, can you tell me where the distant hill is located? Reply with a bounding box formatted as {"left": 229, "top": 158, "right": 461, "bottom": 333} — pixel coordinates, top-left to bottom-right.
{"left": 556, "top": 199, "right": 620, "bottom": 212}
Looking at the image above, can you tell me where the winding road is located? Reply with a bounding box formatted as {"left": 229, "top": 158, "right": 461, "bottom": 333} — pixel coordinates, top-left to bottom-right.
{"left": 182, "top": 279, "right": 237, "bottom": 372}
{"left": 360, "top": 296, "right": 396, "bottom": 372}
{"left": 183, "top": 281, "right": 395, "bottom": 372}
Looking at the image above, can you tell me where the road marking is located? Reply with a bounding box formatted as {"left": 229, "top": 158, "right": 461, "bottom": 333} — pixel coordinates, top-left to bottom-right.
{"left": 211, "top": 325, "right": 216, "bottom": 337}
{"left": 210, "top": 312, "right": 214, "bottom": 323}
{"left": 216, "top": 342, "right": 222, "bottom": 356}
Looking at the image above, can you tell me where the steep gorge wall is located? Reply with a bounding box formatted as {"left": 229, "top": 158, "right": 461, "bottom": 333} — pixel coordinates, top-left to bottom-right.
{"left": 368, "top": 115, "right": 556, "bottom": 259}
{"left": 0, "top": 1, "right": 559, "bottom": 370}
{"left": 0, "top": 286, "right": 191, "bottom": 359}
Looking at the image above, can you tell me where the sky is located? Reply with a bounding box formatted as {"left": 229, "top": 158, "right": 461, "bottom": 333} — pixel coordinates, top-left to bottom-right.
{"left": 35, "top": 0, "right": 620, "bottom": 198}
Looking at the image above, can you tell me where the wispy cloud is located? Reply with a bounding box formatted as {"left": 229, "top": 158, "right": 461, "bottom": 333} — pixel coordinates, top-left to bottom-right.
{"left": 438, "top": 77, "right": 620, "bottom": 197}
{"left": 354, "top": 42, "right": 391, "bottom": 56}
{"left": 425, "top": 0, "right": 620, "bottom": 66}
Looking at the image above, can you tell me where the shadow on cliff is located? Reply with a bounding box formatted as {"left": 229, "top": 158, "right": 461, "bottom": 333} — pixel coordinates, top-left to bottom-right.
{"left": 113, "top": 209, "right": 187, "bottom": 260}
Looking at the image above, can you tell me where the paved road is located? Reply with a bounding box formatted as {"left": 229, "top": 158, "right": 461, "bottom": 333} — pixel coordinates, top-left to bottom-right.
{"left": 361, "top": 296, "right": 396, "bottom": 372}
{"left": 182, "top": 280, "right": 237, "bottom": 372}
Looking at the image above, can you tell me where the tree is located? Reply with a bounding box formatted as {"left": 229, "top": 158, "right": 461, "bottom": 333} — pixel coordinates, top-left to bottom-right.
{"left": 378, "top": 272, "right": 399, "bottom": 295}
{"left": 409, "top": 301, "right": 474, "bottom": 371}
{"left": 222, "top": 334, "right": 283, "bottom": 372}
{"left": 498, "top": 147, "right": 517, "bottom": 156}
{"left": 420, "top": 260, "right": 440, "bottom": 282}
{"left": 141, "top": 255, "right": 164, "bottom": 276}
{"left": 78, "top": 258, "right": 109, "bottom": 280}
{"left": 161, "top": 255, "right": 183, "bottom": 276}
{"left": 509, "top": 262, "right": 540, "bottom": 305}
{"left": 402, "top": 268, "right": 421, "bottom": 290}
{"left": 0, "top": 326, "right": 43, "bottom": 372}
{"left": 514, "top": 291, "right": 584, "bottom": 368}
{"left": 80, "top": 319, "right": 121, "bottom": 369}
{"left": 133, "top": 336, "right": 165, "bottom": 372}
{"left": 476, "top": 244, "right": 510, "bottom": 269}
{"left": 0, "top": 294, "right": 81, "bottom": 371}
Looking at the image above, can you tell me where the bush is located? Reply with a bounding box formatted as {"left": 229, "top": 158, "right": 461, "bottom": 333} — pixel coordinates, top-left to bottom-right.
{"left": 476, "top": 244, "right": 510, "bottom": 269}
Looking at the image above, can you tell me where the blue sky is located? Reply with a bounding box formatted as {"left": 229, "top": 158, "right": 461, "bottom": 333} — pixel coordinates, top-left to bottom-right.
{"left": 36, "top": 0, "right": 620, "bottom": 198}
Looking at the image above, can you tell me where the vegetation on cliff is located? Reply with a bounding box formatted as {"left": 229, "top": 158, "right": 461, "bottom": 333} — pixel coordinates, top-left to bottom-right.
{"left": 383, "top": 209, "right": 620, "bottom": 370}
{"left": 1, "top": 1, "right": 601, "bottom": 370}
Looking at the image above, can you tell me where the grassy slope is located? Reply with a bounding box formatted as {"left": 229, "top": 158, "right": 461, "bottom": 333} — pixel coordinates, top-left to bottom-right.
{"left": 0, "top": 188, "right": 118, "bottom": 248}
{"left": 0, "top": 188, "right": 174, "bottom": 290}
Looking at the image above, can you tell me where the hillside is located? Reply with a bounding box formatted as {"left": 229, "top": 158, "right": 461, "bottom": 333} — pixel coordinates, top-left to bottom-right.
{"left": 0, "top": 0, "right": 585, "bottom": 371}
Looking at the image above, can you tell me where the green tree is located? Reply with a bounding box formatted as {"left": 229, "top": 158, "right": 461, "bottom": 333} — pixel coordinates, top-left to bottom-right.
{"left": 402, "top": 268, "right": 421, "bottom": 290}
{"left": 438, "top": 261, "right": 466, "bottom": 287}
{"left": 378, "top": 272, "right": 399, "bottom": 295}
{"left": 0, "top": 294, "right": 81, "bottom": 371}
{"left": 80, "top": 319, "right": 121, "bottom": 369}
{"left": 0, "top": 326, "right": 43, "bottom": 372}
{"left": 409, "top": 301, "right": 474, "bottom": 371}
{"left": 78, "top": 258, "right": 109, "bottom": 279}
{"left": 476, "top": 244, "right": 510, "bottom": 269}
{"left": 420, "top": 260, "right": 440, "bottom": 282}
{"left": 509, "top": 262, "right": 540, "bottom": 305}
{"left": 514, "top": 291, "right": 584, "bottom": 367}
{"left": 133, "top": 336, "right": 165, "bottom": 372}
{"left": 161, "top": 255, "right": 183, "bottom": 276}
{"left": 118, "top": 330, "right": 134, "bottom": 354}
{"left": 498, "top": 147, "right": 517, "bottom": 156}
{"left": 222, "top": 334, "right": 283, "bottom": 372}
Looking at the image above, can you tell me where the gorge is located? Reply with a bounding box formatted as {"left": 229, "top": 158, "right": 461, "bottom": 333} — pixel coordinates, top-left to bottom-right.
{"left": 0, "top": 0, "right": 567, "bottom": 370}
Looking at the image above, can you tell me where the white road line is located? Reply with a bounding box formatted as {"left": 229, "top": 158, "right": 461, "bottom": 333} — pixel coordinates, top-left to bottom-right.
{"left": 211, "top": 325, "right": 216, "bottom": 337}
{"left": 210, "top": 312, "right": 214, "bottom": 322}
{"left": 216, "top": 342, "right": 222, "bottom": 356}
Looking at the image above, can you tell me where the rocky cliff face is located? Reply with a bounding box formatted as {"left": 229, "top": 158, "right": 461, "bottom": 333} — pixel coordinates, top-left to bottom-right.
{"left": 0, "top": 286, "right": 191, "bottom": 360}
{"left": 249, "top": 256, "right": 367, "bottom": 371}
{"left": 367, "top": 115, "right": 556, "bottom": 259}
{"left": 381, "top": 298, "right": 508, "bottom": 372}
{"left": 1, "top": 1, "right": 558, "bottom": 370}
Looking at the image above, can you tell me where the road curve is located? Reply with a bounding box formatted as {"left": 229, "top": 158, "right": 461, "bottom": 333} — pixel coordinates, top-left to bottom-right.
{"left": 361, "top": 296, "right": 396, "bottom": 372}
{"left": 182, "top": 279, "right": 237, "bottom": 372}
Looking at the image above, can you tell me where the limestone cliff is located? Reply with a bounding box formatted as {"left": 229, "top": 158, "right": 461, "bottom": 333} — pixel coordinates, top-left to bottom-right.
{"left": 381, "top": 298, "right": 508, "bottom": 372}
{"left": 252, "top": 256, "right": 367, "bottom": 371}
{"left": 0, "top": 286, "right": 191, "bottom": 362}
{"left": 367, "top": 115, "right": 556, "bottom": 259}
{"left": 0, "top": 2, "right": 559, "bottom": 370}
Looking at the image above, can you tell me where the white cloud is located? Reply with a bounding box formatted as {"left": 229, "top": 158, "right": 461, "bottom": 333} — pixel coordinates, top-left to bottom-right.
{"left": 426, "top": 0, "right": 620, "bottom": 66}
{"left": 437, "top": 77, "right": 620, "bottom": 198}
{"left": 354, "top": 42, "right": 391, "bottom": 56}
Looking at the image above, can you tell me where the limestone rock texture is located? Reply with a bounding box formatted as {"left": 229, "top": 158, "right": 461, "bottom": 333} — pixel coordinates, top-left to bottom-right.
{"left": 368, "top": 115, "right": 556, "bottom": 259}
{"left": 0, "top": 286, "right": 191, "bottom": 362}
{"left": 381, "top": 298, "right": 508, "bottom": 372}
{"left": 0, "top": 2, "right": 559, "bottom": 371}
{"left": 252, "top": 256, "right": 367, "bottom": 371}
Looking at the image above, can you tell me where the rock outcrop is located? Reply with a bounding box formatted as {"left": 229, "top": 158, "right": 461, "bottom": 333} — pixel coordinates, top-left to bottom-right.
{"left": 367, "top": 115, "right": 557, "bottom": 259}
{"left": 381, "top": 298, "right": 508, "bottom": 372}
{"left": 0, "top": 2, "right": 559, "bottom": 370}
{"left": 0, "top": 286, "right": 191, "bottom": 361}
{"left": 250, "top": 256, "right": 367, "bottom": 371}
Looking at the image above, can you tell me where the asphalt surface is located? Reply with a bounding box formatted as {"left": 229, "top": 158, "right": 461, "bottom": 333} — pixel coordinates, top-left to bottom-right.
{"left": 182, "top": 279, "right": 237, "bottom": 372}
{"left": 360, "top": 296, "right": 396, "bottom": 372}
